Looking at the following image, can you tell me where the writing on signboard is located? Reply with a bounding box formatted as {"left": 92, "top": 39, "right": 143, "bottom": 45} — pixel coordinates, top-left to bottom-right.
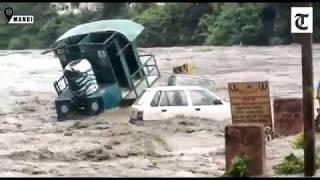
{"left": 228, "top": 81, "right": 272, "bottom": 128}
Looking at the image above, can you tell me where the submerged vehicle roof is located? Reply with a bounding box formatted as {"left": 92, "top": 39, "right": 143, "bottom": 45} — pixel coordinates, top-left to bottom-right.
{"left": 42, "top": 19, "right": 145, "bottom": 54}
{"left": 55, "top": 19, "right": 144, "bottom": 44}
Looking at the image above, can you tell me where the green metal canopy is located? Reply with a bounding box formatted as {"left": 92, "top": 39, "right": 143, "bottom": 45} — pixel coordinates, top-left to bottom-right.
{"left": 55, "top": 19, "right": 145, "bottom": 43}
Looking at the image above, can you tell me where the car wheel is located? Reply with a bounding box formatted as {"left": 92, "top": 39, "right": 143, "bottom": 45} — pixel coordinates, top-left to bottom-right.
{"left": 129, "top": 119, "right": 144, "bottom": 126}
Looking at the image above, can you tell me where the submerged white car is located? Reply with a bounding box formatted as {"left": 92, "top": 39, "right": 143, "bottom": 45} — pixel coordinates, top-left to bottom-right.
{"left": 129, "top": 86, "right": 231, "bottom": 122}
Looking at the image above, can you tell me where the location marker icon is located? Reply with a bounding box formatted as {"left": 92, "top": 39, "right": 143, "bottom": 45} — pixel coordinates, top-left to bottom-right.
{"left": 4, "top": 7, "right": 13, "bottom": 23}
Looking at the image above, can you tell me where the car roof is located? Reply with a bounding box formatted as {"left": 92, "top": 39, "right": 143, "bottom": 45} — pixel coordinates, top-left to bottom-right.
{"left": 145, "top": 85, "right": 206, "bottom": 91}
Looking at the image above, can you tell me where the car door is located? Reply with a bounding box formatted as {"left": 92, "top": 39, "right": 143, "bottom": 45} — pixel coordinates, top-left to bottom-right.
{"left": 142, "top": 90, "right": 163, "bottom": 120}
{"left": 158, "top": 90, "right": 190, "bottom": 120}
{"left": 186, "top": 89, "right": 230, "bottom": 121}
{"left": 145, "top": 89, "right": 190, "bottom": 120}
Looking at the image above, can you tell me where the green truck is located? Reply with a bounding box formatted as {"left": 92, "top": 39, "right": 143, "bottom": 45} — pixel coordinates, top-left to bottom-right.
{"left": 43, "top": 19, "right": 160, "bottom": 121}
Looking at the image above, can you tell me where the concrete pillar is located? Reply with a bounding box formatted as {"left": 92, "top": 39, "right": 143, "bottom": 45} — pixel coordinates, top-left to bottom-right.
{"left": 225, "top": 123, "right": 266, "bottom": 176}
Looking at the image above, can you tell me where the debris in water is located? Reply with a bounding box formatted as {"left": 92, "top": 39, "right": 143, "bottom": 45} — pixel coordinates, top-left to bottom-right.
{"left": 23, "top": 106, "right": 36, "bottom": 112}
{"left": 112, "top": 141, "right": 121, "bottom": 146}
{"left": 95, "top": 124, "right": 110, "bottom": 130}
{"left": 10, "top": 90, "right": 31, "bottom": 97}
{"left": 115, "top": 150, "right": 129, "bottom": 158}
{"left": 55, "top": 129, "right": 64, "bottom": 133}
{"left": 64, "top": 132, "right": 73, "bottom": 136}
{"left": 71, "top": 121, "right": 89, "bottom": 129}
{"left": 104, "top": 145, "right": 113, "bottom": 150}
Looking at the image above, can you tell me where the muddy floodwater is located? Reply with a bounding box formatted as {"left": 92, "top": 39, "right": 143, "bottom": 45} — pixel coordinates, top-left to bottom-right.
{"left": 0, "top": 45, "right": 320, "bottom": 176}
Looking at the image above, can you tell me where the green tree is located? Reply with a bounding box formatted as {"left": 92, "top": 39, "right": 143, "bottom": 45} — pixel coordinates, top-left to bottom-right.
{"left": 98, "top": 3, "right": 129, "bottom": 20}
{"left": 8, "top": 35, "right": 31, "bottom": 50}
{"left": 132, "top": 3, "right": 213, "bottom": 47}
{"left": 199, "top": 3, "right": 268, "bottom": 46}
{"left": 132, "top": 5, "right": 167, "bottom": 47}
{"left": 272, "top": 3, "right": 292, "bottom": 44}
{"left": 2, "top": 2, "right": 318, "bottom": 49}
{"left": 129, "top": 3, "right": 156, "bottom": 17}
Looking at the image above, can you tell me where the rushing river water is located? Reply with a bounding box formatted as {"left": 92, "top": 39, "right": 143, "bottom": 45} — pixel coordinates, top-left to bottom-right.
{"left": 2, "top": 45, "right": 320, "bottom": 99}
{"left": 0, "top": 45, "right": 319, "bottom": 176}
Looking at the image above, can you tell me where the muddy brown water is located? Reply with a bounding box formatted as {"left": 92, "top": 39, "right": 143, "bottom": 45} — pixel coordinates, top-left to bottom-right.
{"left": 0, "top": 45, "right": 320, "bottom": 176}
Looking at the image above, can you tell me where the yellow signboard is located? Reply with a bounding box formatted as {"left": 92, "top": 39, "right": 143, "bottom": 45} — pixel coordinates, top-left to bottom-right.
{"left": 228, "top": 81, "right": 272, "bottom": 128}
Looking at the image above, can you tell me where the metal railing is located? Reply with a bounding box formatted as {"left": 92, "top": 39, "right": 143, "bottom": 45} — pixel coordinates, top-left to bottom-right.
{"left": 139, "top": 54, "right": 160, "bottom": 77}
{"left": 54, "top": 75, "right": 68, "bottom": 95}
{"left": 127, "top": 54, "right": 161, "bottom": 98}
{"left": 53, "top": 54, "right": 161, "bottom": 99}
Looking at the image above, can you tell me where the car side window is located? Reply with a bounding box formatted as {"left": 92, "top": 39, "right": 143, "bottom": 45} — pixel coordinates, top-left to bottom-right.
{"left": 160, "top": 92, "right": 169, "bottom": 106}
{"left": 188, "top": 90, "right": 220, "bottom": 106}
{"left": 160, "top": 90, "right": 188, "bottom": 106}
{"left": 150, "top": 91, "right": 162, "bottom": 107}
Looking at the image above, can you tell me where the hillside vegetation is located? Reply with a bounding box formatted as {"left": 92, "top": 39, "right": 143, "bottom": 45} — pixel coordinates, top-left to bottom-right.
{"left": 0, "top": 3, "right": 319, "bottom": 49}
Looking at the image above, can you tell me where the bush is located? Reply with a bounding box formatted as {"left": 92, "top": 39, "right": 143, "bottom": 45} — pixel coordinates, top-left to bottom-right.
{"left": 273, "top": 152, "right": 320, "bottom": 175}
{"left": 225, "top": 155, "right": 249, "bottom": 177}
{"left": 291, "top": 133, "right": 304, "bottom": 149}
{"left": 272, "top": 153, "right": 304, "bottom": 175}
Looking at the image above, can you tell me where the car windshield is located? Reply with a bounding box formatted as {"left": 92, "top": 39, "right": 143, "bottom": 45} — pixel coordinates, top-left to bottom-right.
{"left": 171, "top": 75, "right": 216, "bottom": 90}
